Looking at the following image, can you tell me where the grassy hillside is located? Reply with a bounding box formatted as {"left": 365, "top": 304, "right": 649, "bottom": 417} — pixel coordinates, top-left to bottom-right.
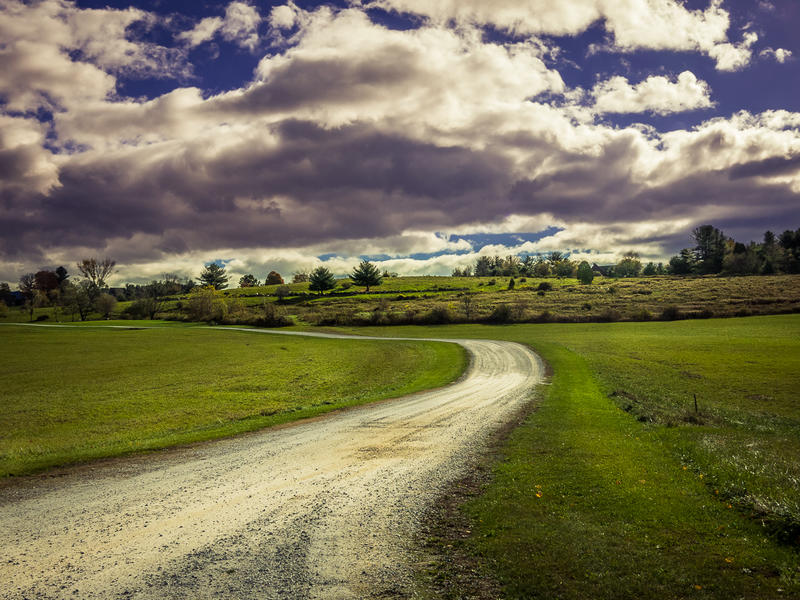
{"left": 331, "top": 316, "right": 800, "bottom": 598}
{"left": 3, "top": 274, "right": 799, "bottom": 326}
{"left": 0, "top": 324, "right": 466, "bottom": 477}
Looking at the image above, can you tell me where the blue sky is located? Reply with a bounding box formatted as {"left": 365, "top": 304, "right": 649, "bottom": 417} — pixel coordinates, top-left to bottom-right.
{"left": 1, "top": 0, "right": 799, "bottom": 283}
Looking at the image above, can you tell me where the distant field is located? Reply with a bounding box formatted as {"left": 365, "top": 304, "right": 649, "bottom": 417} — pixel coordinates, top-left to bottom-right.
{"left": 334, "top": 316, "right": 800, "bottom": 598}
{"left": 0, "top": 324, "right": 466, "bottom": 476}
{"left": 3, "top": 274, "right": 799, "bottom": 326}
{"left": 220, "top": 274, "right": 800, "bottom": 324}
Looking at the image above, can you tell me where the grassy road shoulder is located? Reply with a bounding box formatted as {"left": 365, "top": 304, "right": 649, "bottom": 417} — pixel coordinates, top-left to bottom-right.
{"left": 462, "top": 342, "right": 797, "bottom": 599}
{"left": 0, "top": 324, "right": 467, "bottom": 477}
{"left": 330, "top": 316, "right": 800, "bottom": 598}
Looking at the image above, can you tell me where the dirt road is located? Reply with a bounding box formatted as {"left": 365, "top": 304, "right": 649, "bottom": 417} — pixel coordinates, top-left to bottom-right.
{"left": 0, "top": 331, "right": 542, "bottom": 599}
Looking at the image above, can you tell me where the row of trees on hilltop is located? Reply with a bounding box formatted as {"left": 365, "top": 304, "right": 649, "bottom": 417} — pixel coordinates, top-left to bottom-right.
{"left": 196, "top": 261, "right": 385, "bottom": 294}
{"left": 450, "top": 224, "right": 800, "bottom": 279}
{"left": 452, "top": 253, "right": 578, "bottom": 278}
{"left": 668, "top": 225, "right": 800, "bottom": 275}
{"left": 450, "top": 252, "right": 661, "bottom": 279}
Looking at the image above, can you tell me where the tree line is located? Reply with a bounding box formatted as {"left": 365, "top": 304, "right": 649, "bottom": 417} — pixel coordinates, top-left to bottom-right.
{"left": 451, "top": 251, "right": 658, "bottom": 280}
{"left": 5, "top": 223, "right": 798, "bottom": 321}
{"left": 199, "top": 261, "right": 385, "bottom": 294}
{"left": 451, "top": 224, "right": 800, "bottom": 279}
{"left": 3, "top": 259, "right": 120, "bottom": 322}
{"left": 668, "top": 225, "right": 800, "bottom": 276}
{"left": 2, "top": 256, "right": 389, "bottom": 322}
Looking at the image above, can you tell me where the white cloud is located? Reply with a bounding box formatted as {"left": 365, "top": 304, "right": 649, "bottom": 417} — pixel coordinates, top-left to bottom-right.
{"left": 0, "top": 115, "right": 59, "bottom": 195}
{"left": 651, "top": 111, "right": 800, "bottom": 188}
{"left": 236, "top": 6, "right": 565, "bottom": 130}
{"left": 366, "top": 0, "right": 601, "bottom": 36}
{"left": 0, "top": 0, "right": 188, "bottom": 112}
{"left": 760, "top": 47, "right": 793, "bottom": 64}
{"left": 270, "top": 3, "right": 299, "bottom": 30}
{"left": 592, "top": 71, "right": 714, "bottom": 115}
{"left": 708, "top": 31, "right": 758, "bottom": 71}
{"left": 370, "top": 0, "right": 763, "bottom": 72}
{"left": 600, "top": 0, "right": 729, "bottom": 53}
{"left": 178, "top": 2, "right": 262, "bottom": 52}
{"left": 177, "top": 16, "right": 224, "bottom": 48}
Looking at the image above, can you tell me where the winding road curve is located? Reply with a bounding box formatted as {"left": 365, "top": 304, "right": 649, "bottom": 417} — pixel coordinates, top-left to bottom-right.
{"left": 0, "top": 328, "right": 543, "bottom": 599}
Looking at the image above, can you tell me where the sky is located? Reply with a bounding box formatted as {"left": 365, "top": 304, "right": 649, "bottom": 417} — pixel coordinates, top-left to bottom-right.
{"left": 1, "top": 0, "right": 799, "bottom": 285}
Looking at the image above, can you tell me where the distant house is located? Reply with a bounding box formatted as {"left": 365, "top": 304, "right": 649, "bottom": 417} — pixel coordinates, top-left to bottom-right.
{"left": 591, "top": 263, "right": 614, "bottom": 276}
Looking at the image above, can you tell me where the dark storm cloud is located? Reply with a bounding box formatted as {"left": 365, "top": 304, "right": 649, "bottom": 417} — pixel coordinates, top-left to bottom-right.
{"left": 213, "top": 45, "right": 421, "bottom": 115}
{"left": 6, "top": 110, "right": 798, "bottom": 266}
{"left": 633, "top": 169, "right": 800, "bottom": 253}
{"left": 0, "top": 119, "right": 514, "bottom": 258}
{"left": 507, "top": 134, "right": 642, "bottom": 219}
{"left": 728, "top": 154, "right": 800, "bottom": 179}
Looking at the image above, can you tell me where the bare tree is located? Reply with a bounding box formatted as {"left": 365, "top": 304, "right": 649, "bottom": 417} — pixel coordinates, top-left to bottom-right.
{"left": 77, "top": 257, "right": 116, "bottom": 294}
{"left": 19, "top": 273, "right": 37, "bottom": 321}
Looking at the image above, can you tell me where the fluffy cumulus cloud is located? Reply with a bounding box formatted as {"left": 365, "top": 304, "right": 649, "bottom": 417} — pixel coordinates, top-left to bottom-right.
{"left": 707, "top": 30, "right": 758, "bottom": 72}
{"left": 592, "top": 71, "right": 714, "bottom": 115}
{"left": 760, "top": 47, "right": 793, "bottom": 64}
{"left": 178, "top": 2, "right": 262, "bottom": 52}
{"left": 0, "top": 0, "right": 799, "bottom": 283}
{"left": 369, "top": 0, "right": 758, "bottom": 71}
{"left": 0, "top": 0, "right": 192, "bottom": 118}
{"left": 0, "top": 0, "right": 188, "bottom": 114}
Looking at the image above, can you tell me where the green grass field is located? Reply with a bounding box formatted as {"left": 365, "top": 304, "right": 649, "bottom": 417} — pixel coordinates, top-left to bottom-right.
{"left": 2, "top": 314, "right": 798, "bottom": 597}
{"left": 0, "top": 323, "right": 466, "bottom": 477}
{"left": 226, "top": 274, "right": 800, "bottom": 325}
{"left": 329, "top": 316, "right": 800, "bottom": 598}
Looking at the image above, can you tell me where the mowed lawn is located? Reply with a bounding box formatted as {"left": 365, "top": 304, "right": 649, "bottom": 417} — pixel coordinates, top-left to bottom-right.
{"left": 0, "top": 324, "right": 466, "bottom": 477}
{"left": 338, "top": 315, "right": 800, "bottom": 598}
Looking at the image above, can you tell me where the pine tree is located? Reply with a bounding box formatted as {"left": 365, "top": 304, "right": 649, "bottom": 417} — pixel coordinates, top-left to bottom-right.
{"left": 309, "top": 266, "right": 336, "bottom": 294}
{"left": 198, "top": 263, "right": 229, "bottom": 290}
{"left": 350, "top": 260, "right": 382, "bottom": 292}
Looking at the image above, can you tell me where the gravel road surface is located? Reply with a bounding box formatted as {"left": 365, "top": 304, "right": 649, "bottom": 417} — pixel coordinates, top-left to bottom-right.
{"left": 0, "top": 330, "right": 542, "bottom": 599}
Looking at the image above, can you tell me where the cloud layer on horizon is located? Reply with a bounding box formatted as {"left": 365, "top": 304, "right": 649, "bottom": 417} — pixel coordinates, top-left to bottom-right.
{"left": 1, "top": 0, "right": 799, "bottom": 285}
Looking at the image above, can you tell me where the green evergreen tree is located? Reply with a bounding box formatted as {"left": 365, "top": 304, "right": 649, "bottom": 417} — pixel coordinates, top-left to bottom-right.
{"left": 198, "top": 263, "right": 229, "bottom": 290}
{"left": 309, "top": 266, "right": 336, "bottom": 294}
{"left": 668, "top": 248, "right": 697, "bottom": 275}
{"left": 691, "top": 225, "right": 726, "bottom": 274}
{"left": 350, "top": 260, "right": 382, "bottom": 292}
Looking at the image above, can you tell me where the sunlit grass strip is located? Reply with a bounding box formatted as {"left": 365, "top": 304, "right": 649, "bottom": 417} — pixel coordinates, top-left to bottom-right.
{"left": 0, "top": 325, "right": 467, "bottom": 477}
{"left": 466, "top": 342, "right": 798, "bottom": 599}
